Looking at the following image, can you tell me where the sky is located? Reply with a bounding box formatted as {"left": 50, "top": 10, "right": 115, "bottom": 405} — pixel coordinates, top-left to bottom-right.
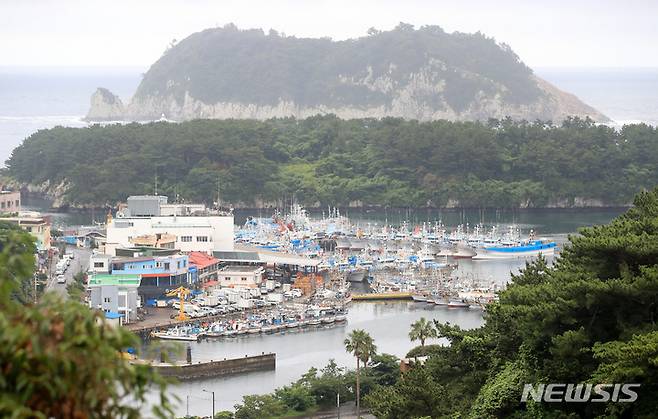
{"left": 2, "top": 0, "right": 658, "bottom": 69}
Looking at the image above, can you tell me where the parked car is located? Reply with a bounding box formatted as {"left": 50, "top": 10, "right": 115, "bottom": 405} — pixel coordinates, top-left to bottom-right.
{"left": 56, "top": 274, "right": 66, "bottom": 284}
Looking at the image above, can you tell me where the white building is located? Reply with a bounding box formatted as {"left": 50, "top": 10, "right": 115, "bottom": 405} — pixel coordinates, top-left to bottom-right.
{"left": 217, "top": 266, "right": 264, "bottom": 288}
{"left": 105, "top": 196, "right": 234, "bottom": 256}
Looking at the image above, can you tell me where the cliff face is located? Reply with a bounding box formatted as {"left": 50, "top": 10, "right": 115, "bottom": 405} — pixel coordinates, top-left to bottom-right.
{"left": 86, "top": 24, "right": 607, "bottom": 123}
{"left": 85, "top": 88, "right": 125, "bottom": 121}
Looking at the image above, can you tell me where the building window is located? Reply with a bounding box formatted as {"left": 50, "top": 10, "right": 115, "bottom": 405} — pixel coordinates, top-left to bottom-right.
{"left": 0, "top": 202, "right": 4, "bottom": 209}
{"left": 164, "top": 262, "right": 170, "bottom": 270}
{"left": 15, "top": 200, "right": 19, "bottom": 207}
{"left": 94, "top": 262, "right": 104, "bottom": 268}
{"left": 196, "top": 236, "right": 208, "bottom": 242}
{"left": 180, "top": 236, "right": 192, "bottom": 242}
{"left": 225, "top": 277, "right": 231, "bottom": 281}
{"left": 241, "top": 277, "right": 247, "bottom": 281}
{"left": 103, "top": 297, "right": 111, "bottom": 303}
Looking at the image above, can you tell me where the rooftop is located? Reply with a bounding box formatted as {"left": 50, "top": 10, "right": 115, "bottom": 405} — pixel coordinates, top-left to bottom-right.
{"left": 88, "top": 274, "right": 141, "bottom": 287}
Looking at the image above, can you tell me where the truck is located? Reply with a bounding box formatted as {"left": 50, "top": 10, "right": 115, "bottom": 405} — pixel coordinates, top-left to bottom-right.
{"left": 237, "top": 298, "right": 254, "bottom": 310}
{"left": 267, "top": 293, "right": 284, "bottom": 303}
{"left": 266, "top": 280, "right": 276, "bottom": 292}
{"left": 200, "top": 295, "right": 219, "bottom": 307}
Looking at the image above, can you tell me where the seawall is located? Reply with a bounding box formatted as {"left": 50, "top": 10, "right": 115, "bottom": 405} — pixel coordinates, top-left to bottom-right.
{"left": 145, "top": 353, "right": 276, "bottom": 380}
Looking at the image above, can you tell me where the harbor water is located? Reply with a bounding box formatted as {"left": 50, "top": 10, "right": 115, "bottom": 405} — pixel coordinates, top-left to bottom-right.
{"left": 149, "top": 301, "right": 485, "bottom": 416}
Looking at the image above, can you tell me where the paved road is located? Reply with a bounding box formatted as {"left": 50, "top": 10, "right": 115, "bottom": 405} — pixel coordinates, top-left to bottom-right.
{"left": 45, "top": 246, "right": 92, "bottom": 298}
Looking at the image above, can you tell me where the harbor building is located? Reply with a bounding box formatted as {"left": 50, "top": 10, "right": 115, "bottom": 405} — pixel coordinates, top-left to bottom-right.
{"left": 0, "top": 211, "right": 51, "bottom": 251}
{"left": 105, "top": 195, "right": 233, "bottom": 256}
{"left": 0, "top": 190, "right": 20, "bottom": 213}
{"left": 216, "top": 265, "right": 265, "bottom": 288}
{"left": 88, "top": 274, "right": 140, "bottom": 324}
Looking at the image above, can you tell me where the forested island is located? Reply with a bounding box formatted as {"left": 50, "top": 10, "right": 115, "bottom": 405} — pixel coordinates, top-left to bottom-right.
{"left": 87, "top": 24, "right": 605, "bottom": 123}
{"left": 6, "top": 116, "right": 657, "bottom": 209}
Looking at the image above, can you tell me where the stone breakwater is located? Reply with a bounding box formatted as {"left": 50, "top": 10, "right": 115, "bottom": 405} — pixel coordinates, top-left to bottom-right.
{"left": 141, "top": 353, "right": 276, "bottom": 380}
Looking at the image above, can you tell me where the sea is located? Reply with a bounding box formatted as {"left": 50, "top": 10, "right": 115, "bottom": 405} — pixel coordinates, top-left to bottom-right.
{"left": 1, "top": 66, "right": 658, "bottom": 167}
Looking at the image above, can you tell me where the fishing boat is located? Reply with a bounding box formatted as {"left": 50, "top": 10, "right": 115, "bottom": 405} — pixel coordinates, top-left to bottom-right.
{"left": 412, "top": 294, "right": 428, "bottom": 302}
{"left": 261, "top": 325, "right": 276, "bottom": 334}
{"left": 335, "top": 314, "right": 347, "bottom": 323}
{"left": 447, "top": 300, "right": 470, "bottom": 308}
{"left": 205, "top": 323, "right": 226, "bottom": 338}
{"left": 151, "top": 326, "right": 202, "bottom": 341}
{"left": 286, "top": 320, "right": 300, "bottom": 328}
{"left": 308, "top": 317, "right": 322, "bottom": 326}
{"left": 473, "top": 239, "right": 556, "bottom": 260}
{"left": 321, "top": 316, "right": 336, "bottom": 324}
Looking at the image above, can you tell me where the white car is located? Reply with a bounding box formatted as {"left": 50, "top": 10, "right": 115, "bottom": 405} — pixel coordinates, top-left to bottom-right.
{"left": 56, "top": 274, "right": 66, "bottom": 284}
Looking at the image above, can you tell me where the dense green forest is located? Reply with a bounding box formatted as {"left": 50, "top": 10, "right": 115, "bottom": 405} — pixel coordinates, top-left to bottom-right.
{"left": 137, "top": 23, "right": 540, "bottom": 110}
{"left": 6, "top": 115, "right": 658, "bottom": 208}
{"left": 223, "top": 189, "right": 658, "bottom": 418}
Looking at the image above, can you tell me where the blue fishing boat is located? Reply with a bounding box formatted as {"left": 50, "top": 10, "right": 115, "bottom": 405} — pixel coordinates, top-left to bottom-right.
{"left": 473, "top": 239, "right": 556, "bottom": 259}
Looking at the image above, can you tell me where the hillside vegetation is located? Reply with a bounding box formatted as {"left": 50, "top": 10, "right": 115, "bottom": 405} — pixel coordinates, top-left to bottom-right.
{"left": 87, "top": 24, "right": 605, "bottom": 122}
{"left": 6, "top": 116, "right": 658, "bottom": 208}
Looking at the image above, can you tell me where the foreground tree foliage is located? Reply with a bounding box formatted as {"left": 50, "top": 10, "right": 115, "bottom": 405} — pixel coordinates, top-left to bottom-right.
{"left": 365, "top": 187, "right": 658, "bottom": 418}
{"left": 7, "top": 116, "right": 658, "bottom": 208}
{"left": 0, "top": 224, "right": 172, "bottom": 418}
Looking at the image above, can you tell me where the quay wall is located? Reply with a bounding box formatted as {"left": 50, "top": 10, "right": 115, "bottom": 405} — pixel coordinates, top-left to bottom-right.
{"left": 151, "top": 353, "right": 276, "bottom": 380}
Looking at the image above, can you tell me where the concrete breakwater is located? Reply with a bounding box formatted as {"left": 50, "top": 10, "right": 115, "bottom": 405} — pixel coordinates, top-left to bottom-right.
{"left": 141, "top": 353, "right": 276, "bottom": 381}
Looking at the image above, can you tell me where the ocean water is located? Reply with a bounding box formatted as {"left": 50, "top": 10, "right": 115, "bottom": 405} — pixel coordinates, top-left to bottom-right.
{"left": 0, "top": 66, "right": 657, "bottom": 166}
{"left": 0, "top": 66, "right": 143, "bottom": 166}
{"left": 535, "top": 67, "right": 658, "bottom": 126}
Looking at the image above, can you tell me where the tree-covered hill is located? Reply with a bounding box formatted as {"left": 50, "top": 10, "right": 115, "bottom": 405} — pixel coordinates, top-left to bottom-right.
{"left": 6, "top": 116, "right": 658, "bottom": 208}
{"left": 86, "top": 24, "right": 606, "bottom": 123}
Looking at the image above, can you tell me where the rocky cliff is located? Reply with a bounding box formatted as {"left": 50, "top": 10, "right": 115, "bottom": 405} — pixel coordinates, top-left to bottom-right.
{"left": 86, "top": 24, "right": 607, "bottom": 123}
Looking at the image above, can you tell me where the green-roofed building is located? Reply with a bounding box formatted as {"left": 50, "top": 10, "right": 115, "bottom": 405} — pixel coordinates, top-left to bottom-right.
{"left": 88, "top": 273, "right": 141, "bottom": 324}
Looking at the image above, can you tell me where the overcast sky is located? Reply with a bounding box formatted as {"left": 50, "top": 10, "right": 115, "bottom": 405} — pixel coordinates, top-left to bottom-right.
{"left": 3, "top": 0, "right": 658, "bottom": 69}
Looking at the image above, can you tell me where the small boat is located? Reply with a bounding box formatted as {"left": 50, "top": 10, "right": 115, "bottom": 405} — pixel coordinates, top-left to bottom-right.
{"left": 433, "top": 299, "right": 449, "bottom": 306}
{"left": 224, "top": 329, "right": 238, "bottom": 337}
{"left": 308, "top": 318, "right": 322, "bottom": 326}
{"left": 321, "top": 316, "right": 335, "bottom": 324}
{"left": 236, "top": 328, "right": 248, "bottom": 335}
{"left": 412, "top": 294, "right": 428, "bottom": 302}
{"left": 286, "top": 321, "right": 299, "bottom": 328}
{"left": 204, "top": 325, "right": 225, "bottom": 338}
{"left": 261, "top": 325, "right": 276, "bottom": 334}
{"left": 448, "top": 300, "right": 470, "bottom": 308}
{"left": 335, "top": 314, "right": 347, "bottom": 323}
{"left": 151, "top": 326, "right": 202, "bottom": 341}
{"left": 248, "top": 327, "right": 262, "bottom": 334}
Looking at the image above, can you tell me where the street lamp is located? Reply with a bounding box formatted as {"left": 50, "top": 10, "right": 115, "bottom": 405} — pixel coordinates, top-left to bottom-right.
{"left": 202, "top": 389, "right": 215, "bottom": 418}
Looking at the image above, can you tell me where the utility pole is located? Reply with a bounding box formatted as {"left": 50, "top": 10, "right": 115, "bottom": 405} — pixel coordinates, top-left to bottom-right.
{"left": 186, "top": 395, "right": 189, "bottom": 418}
{"left": 337, "top": 392, "right": 340, "bottom": 419}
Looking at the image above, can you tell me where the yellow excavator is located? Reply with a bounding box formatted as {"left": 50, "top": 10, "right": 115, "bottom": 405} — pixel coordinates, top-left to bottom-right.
{"left": 166, "top": 286, "right": 191, "bottom": 321}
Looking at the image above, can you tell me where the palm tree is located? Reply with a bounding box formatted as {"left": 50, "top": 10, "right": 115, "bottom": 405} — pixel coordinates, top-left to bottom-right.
{"left": 409, "top": 317, "right": 437, "bottom": 347}
{"left": 344, "top": 329, "right": 377, "bottom": 418}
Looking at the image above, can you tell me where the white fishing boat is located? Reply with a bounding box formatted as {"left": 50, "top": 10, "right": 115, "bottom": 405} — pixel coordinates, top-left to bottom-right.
{"left": 321, "top": 316, "right": 335, "bottom": 324}
{"left": 151, "top": 326, "right": 202, "bottom": 341}
{"left": 412, "top": 294, "right": 428, "bottom": 302}
{"left": 447, "top": 300, "right": 470, "bottom": 308}
{"left": 335, "top": 314, "right": 347, "bottom": 322}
